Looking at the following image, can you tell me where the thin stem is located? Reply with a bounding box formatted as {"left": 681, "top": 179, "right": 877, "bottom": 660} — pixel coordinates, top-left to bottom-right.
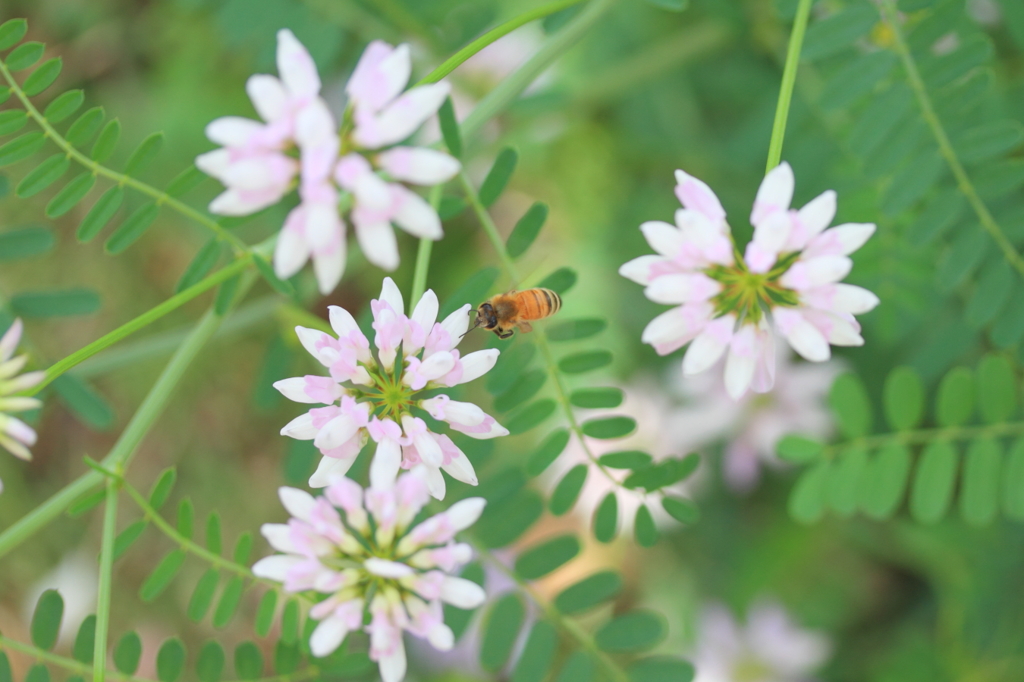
{"left": 460, "top": 0, "right": 621, "bottom": 141}
{"left": 93, "top": 479, "right": 119, "bottom": 682}
{"left": 409, "top": 186, "right": 443, "bottom": 304}
{"left": 415, "top": 0, "right": 587, "bottom": 85}
{"left": 878, "top": 0, "right": 1024, "bottom": 281}
{"left": 471, "top": 541, "right": 630, "bottom": 682}
{"left": 821, "top": 420, "right": 1024, "bottom": 458}
{"left": 28, "top": 255, "right": 253, "bottom": 394}
{"left": 0, "top": 635, "right": 150, "bottom": 682}
{"left": 0, "top": 61, "right": 248, "bottom": 253}
{"left": 765, "top": 0, "right": 813, "bottom": 172}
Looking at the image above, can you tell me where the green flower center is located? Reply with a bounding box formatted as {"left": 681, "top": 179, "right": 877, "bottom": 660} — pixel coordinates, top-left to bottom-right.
{"left": 706, "top": 252, "right": 801, "bottom": 324}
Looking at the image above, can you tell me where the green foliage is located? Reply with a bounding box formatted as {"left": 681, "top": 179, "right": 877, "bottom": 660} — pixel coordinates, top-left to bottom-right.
{"left": 234, "top": 642, "right": 263, "bottom": 680}
{"left": 662, "top": 496, "right": 699, "bottom": 525}
{"left": 0, "top": 226, "right": 54, "bottom": 261}
{"left": 23, "top": 58, "right": 62, "bottom": 96}
{"left": 511, "top": 621, "right": 558, "bottom": 682}
{"left": 43, "top": 89, "right": 83, "bottom": 122}
{"left": 0, "top": 18, "right": 28, "bottom": 51}
{"left": 599, "top": 451, "right": 651, "bottom": 469}
{"left": 479, "top": 147, "right": 518, "bottom": 206}
{"left": 197, "top": 641, "right": 225, "bottom": 682}
{"left": 114, "top": 631, "right": 142, "bottom": 675}
{"left": 627, "top": 657, "right": 695, "bottom": 682}
{"left": 11, "top": 289, "right": 100, "bottom": 317}
{"left": 78, "top": 186, "right": 124, "bottom": 242}
{"left": 594, "top": 611, "right": 666, "bottom": 652}
{"left": 438, "top": 96, "right": 462, "bottom": 158}
{"left": 581, "top": 416, "right": 636, "bottom": 439}
{"left": 555, "top": 652, "right": 594, "bottom": 682}
{"left": 140, "top": 550, "right": 187, "bottom": 601}
{"left": 214, "top": 577, "right": 245, "bottom": 628}
{"left": 178, "top": 498, "right": 195, "bottom": 538}
{"left": 476, "top": 488, "right": 544, "bottom": 547}
{"left": 124, "top": 131, "right": 164, "bottom": 176}
{"left": 526, "top": 428, "right": 570, "bottom": 475}
{"left": 558, "top": 350, "right": 613, "bottom": 374}
{"left": 91, "top": 119, "right": 121, "bottom": 162}
{"left": 30, "top": 590, "right": 63, "bottom": 650}
{"left": 507, "top": 202, "right": 548, "bottom": 258}
{"left": 634, "top": 504, "right": 659, "bottom": 547}
{"left": 65, "top": 107, "right": 105, "bottom": 147}
{"left": 515, "top": 534, "right": 580, "bottom": 579}
{"left": 113, "top": 520, "right": 147, "bottom": 560}
{"left": 188, "top": 569, "right": 220, "bottom": 622}
{"left": 548, "top": 318, "right": 607, "bottom": 342}
{"left": 506, "top": 398, "right": 556, "bottom": 434}
{"left": 16, "top": 153, "right": 68, "bottom": 197}
{"left": 0, "top": 131, "right": 45, "bottom": 166}
{"left": 480, "top": 593, "right": 524, "bottom": 671}
{"left": 254, "top": 590, "right": 277, "bottom": 637}
{"left": 536, "top": 267, "right": 577, "bottom": 294}
{"left": 157, "top": 638, "right": 187, "bottom": 682}
{"left": 149, "top": 467, "right": 178, "bottom": 510}
{"left": 46, "top": 172, "right": 96, "bottom": 217}
{"left": 549, "top": 464, "right": 587, "bottom": 515}
{"left": 5, "top": 41, "right": 44, "bottom": 70}
{"left": 105, "top": 203, "right": 160, "bottom": 254}
{"left": 593, "top": 492, "right": 618, "bottom": 543}
{"left": 73, "top": 615, "right": 96, "bottom": 663}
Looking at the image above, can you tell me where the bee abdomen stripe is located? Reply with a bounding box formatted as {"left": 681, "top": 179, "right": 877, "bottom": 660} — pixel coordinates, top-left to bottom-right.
{"left": 542, "top": 289, "right": 561, "bottom": 314}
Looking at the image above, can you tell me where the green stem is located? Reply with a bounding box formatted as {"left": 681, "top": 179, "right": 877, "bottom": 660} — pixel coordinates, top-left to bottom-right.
{"left": 878, "top": 0, "right": 1024, "bottom": 281}
{"left": 28, "top": 255, "right": 253, "bottom": 394}
{"left": 409, "top": 186, "right": 444, "bottom": 304}
{"left": 415, "top": 0, "right": 587, "bottom": 85}
{"left": 471, "top": 541, "right": 630, "bottom": 682}
{"left": 0, "top": 61, "right": 248, "bottom": 253}
{"left": 0, "top": 278, "right": 256, "bottom": 560}
{"left": 0, "top": 635, "right": 149, "bottom": 682}
{"left": 460, "top": 0, "right": 621, "bottom": 141}
{"left": 93, "top": 479, "right": 119, "bottom": 682}
{"left": 821, "top": 420, "right": 1024, "bottom": 458}
{"left": 765, "top": 0, "right": 813, "bottom": 172}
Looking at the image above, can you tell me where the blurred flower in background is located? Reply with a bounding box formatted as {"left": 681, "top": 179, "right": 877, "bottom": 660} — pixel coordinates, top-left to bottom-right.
{"left": 692, "top": 600, "right": 831, "bottom": 682}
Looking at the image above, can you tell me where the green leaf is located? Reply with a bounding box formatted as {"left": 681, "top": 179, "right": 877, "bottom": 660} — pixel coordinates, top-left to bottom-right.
{"left": 188, "top": 569, "right": 219, "bottom": 622}
{"left": 569, "top": 387, "right": 623, "bottom": 409}
{"left": 113, "top": 520, "right": 147, "bottom": 560}
{"left": 197, "top": 641, "right": 225, "bottom": 682}
{"left": 526, "top": 428, "right": 569, "bottom": 476}
{"left": 883, "top": 366, "right": 925, "bottom": 431}
{"left": 595, "top": 611, "right": 666, "bottom": 653}
{"left": 0, "top": 109, "right": 27, "bottom": 135}
{"left": 23, "top": 58, "right": 62, "bottom": 96}
{"left": 593, "top": 492, "right": 618, "bottom": 543}
{"left": 789, "top": 460, "right": 829, "bottom": 524}
{"left": 114, "top": 632, "right": 142, "bottom": 674}
{"left": 104, "top": 202, "right": 160, "bottom": 254}
{"left": 214, "top": 577, "right": 245, "bottom": 628}
{"left": 234, "top": 642, "right": 263, "bottom": 680}
{"left": 536, "top": 266, "right": 577, "bottom": 294}
{"left": 157, "top": 638, "right": 186, "bottom": 682}
{"left": 623, "top": 453, "right": 700, "bottom": 491}
{"left": 233, "top": 531, "right": 253, "bottom": 564}
{"left": 441, "top": 266, "right": 498, "bottom": 318}
{"left": 31, "top": 589, "right": 64, "bottom": 650}
{"left": 73, "top": 615, "right": 96, "bottom": 663}
{"left": 910, "top": 441, "right": 959, "bottom": 523}
{"left": 827, "top": 446, "right": 867, "bottom": 518}
{"left": 493, "top": 369, "right": 546, "bottom": 412}
{"left": 555, "top": 651, "right": 594, "bottom": 682}
{"left": 506, "top": 398, "right": 556, "bottom": 435}
{"left": 662, "top": 496, "right": 699, "bottom": 524}
{"left": 46, "top": 172, "right": 96, "bottom": 218}
{"left": 515, "top": 535, "right": 580, "bottom": 579}
{"left": 0, "top": 131, "right": 45, "bottom": 166}
{"left": 558, "top": 350, "right": 612, "bottom": 374}
{"left": 176, "top": 239, "right": 222, "bottom": 293}
{"left": 634, "top": 504, "right": 659, "bottom": 547}
{"left": 206, "top": 511, "right": 222, "bottom": 555}
{"left": 511, "top": 621, "right": 558, "bottom": 682}
{"left": 0, "top": 19, "right": 28, "bottom": 51}
{"left": 1003, "top": 437, "right": 1024, "bottom": 521}
{"left": 598, "top": 450, "right": 652, "bottom": 469}
{"left": 215, "top": 275, "right": 240, "bottom": 314}
{"left": 124, "top": 131, "right": 164, "bottom": 176}
{"left": 627, "top": 657, "right": 695, "bottom": 682}
{"left": 552, "top": 569, "right": 622, "bottom": 610}
{"left": 582, "top": 416, "right": 636, "bottom": 439}
{"left": 5, "top": 41, "right": 44, "bottom": 70}
{"left": 254, "top": 255, "right": 295, "bottom": 296}
{"left": 0, "top": 226, "right": 53, "bottom": 261}
{"left": 438, "top": 96, "right": 461, "bottom": 158}
{"left": 0, "top": 85, "right": 12, "bottom": 104}
{"left": 507, "top": 202, "right": 548, "bottom": 258}
{"left": 273, "top": 642, "right": 301, "bottom": 675}
{"left": 801, "top": 4, "right": 878, "bottom": 60}
{"left": 16, "top": 153, "right": 69, "bottom": 197}
{"left": 543, "top": 5, "right": 582, "bottom": 32}
{"left": 280, "top": 600, "right": 300, "bottom": 643}
{"left": 908, "top": 191, "right": 965, "bottom": 245}
{"left": 921, "top": 34, "right": 994, "bottom": 88}
{"left": 975, "top": 159, "right": 1024, "bottom": 200}
{"left": 43, "top": 89, "right": 84, "bottom": 123}
{"left": 550, "top": 464, "right": 588, "bottom": 516}
{"left": 178, "top": 498, "right": 194, "bottom": 539}
{"left": 960, "top": 438, "right": 1001, "bottom": 526}
{"left": 65, "top": 107, "right": 105, "bottom": 147}
{"left": 479, "top": 147, "right": 517, "bottom": 207}
{"left": 24, "top": 665, "right": 48, "bottom": 682}
{"left": 977, "top": 354, "right": 1017, "bottom": 423}
{"left": 487, "top": 342, "right": 536, "bottom": 394}
{"left": 480, "top": 594, "right": 525, "bottom": 671}
{"left": 148, "top": 467, "right": 177, "bottom": 510}
{"left": 12, "top": 289, "right": 100, "bottom": 317}
{"left": 165, "top": 164, "right": 206, "bottom": 197}
{"left": 140, "top": 550, "right": 187, "bottom": 601}
{"left": 477, "top": 489, "right": 543, "bottom": 548}
{"left": 955, "top": 120, "right": 1024, "bottom": 164}
{"left": 829, "top": 372, "right": 872, "bottom": 438}
{"left": 859, "top": 443, "right": 911, "bottom": 520}
{"left": 78, "top": 186, "right": 123, "bottom": 242}
{"left": 776, "top": 435, "right": 823, "bottom": 463}
{"left": 255, "top": 590, "right": 277, "bottom": 637}
{"left": 936, "top": 366, "right": 974, "bottom": 426}
{"left": 820, "top": 51, "right": 896, "bottom": 111}
{"left": 438, "top": 195, "right": 466, "bottom": 219}
{"left": 68, "top": 489, "right": 105, "bottom": 516}
{"left": 644, "top": 0, "right": 688, "bottom": 9}
{"left": 547, "top": 318, "right": 606, "bottom": 342}
{"left": 91, "top": 119, "right": 120, "bottom": 162}
{"left": 966, "top": 260, "right": 1012, "bottom": 328}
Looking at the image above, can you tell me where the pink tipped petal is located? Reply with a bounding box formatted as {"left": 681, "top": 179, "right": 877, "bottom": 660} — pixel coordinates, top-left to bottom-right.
{"left": 205, "top": 116, "right": 264, "bottom": 147}
{"left": 751, "top": 161, "right": 795, "bottom": 224}
{"left": 347, "top": 41, "right": 410, "bottom": 113}
{"left": 683, "top": 315, "right": 735, "bottom": 375}
{"left": 674, "top": 169, "right": 726, "bottom": 224}
{"left": 780, "top": 256, "right": 852, "bottom": 290}
{"left": 295, "top": 99, "right": 339, "bottom": 155}
{"left": 774, "top": 308, "right": 831, "bottom": 362}
{"left": 644, "top": 272, "right": 721, "bottom": 304}
{"left": 454, "top": 349, "right": 499, "bottom": 384}
{"left": 641, "top": 303, "right": 713, "bottom": 355}
{"left": 724, "top": 325, "right": 757, "bottom": 400}
{"left": 440, "top": 576, "right": 486, "bottom": 608}
{"left": 370, "top": 437, "right": 403, "bottom": 490}
{"left": 354, "top": 214, "right": 400, "bottom": 271}
{"left": 0, "top": 319, "right": 23, "bottom": 362}
{"left": 379, "top": 277, "right": 405, "bottom": 316}
{"left": 353, "top": 82, "right": 450, "bottom": 148}
{"left": 619, "top": 255, "right": 676, "bottom": 285}
{"left": 803, "top": 223, "right": 876, "bottom": 259}
{"left": 639, "top": 221, "right": 685, "bottom": 258}
{"left": 831, "top": 283, "right": 879, "bottom": 314}
{"left": 209, "top": 187, "right": 282, "bottom": 216}
{"left": 2, "top": 416, "right": 36, "bottom": 447}
{"left": 377, "top": 147, "right": 461, "bottom": 184}
{"left": 246, "top": 74, "right": 289, "bottom": 122}
{"left": 252, "top": 555, "right": 302, "bottom": 582}
{"left": 788, "top": 190, "right": 836, "bottom": 251}
{"left": 314, "top": 413, "right": 360, "bottom": 451}
{"left": 442, "top": 451, "right": 478, "bottom": 486}
{"left": 194, "top": 149, "right": 231, "bottom": 180}
{"left": 750, "top": 320, "right": 776, "bottom": 393}
{"left": 411, "top": 290, "right": 439, "bottom": 336}
{"left": 279, "top": 486, "right": 317, "bottom": 520}
{"left": 281, "top": 412, "right": 318, "bottom": 440}
{"left": 804, "top": 309, "right": 864, "bottom": 347}
{"left": 309, "top": 616, "right": 350, "bottom": 658}
{"left": 391, "top": 185, "right": 443, "bottom": 239}
{"left": 276, "top": 29, "right": 321, "bottom": 98}
{"left": 377, "top": 647, "right": 407, "bottom": 682}
{"left": 309, "top": 455, "right": 357, "bottom": 488}
{"left": 313, "top": 249, "right": 346, "bottom": 296}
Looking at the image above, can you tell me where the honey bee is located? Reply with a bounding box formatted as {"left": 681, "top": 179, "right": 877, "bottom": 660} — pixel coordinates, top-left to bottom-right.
{"left": 469, "top": 288, "right": 562, "bottom": 339}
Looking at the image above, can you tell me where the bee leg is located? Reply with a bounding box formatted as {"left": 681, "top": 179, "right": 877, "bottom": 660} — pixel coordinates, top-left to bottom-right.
{"left": 497, "top": 328, "right": 514, "bottom": 339}
{"left": 518, "top": 321, "right": 533, "bottom": 333}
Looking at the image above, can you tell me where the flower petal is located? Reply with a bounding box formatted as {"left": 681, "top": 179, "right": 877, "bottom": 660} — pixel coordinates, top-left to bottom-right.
{"left": 276, "top": 29, "right": 321, "bottom": 98}
{"left": 674, "top": 169, "right": 726, "bottom": 224}
{"left": 377, "top": 147, "right": 461, "bottom": 185}
{"left": 346, "top": 41, "right": 410, "bottom": 113}
{"left": 682, "top": 315, "right": 734, "bottom": 375}
{"left": 309, "top": 455, "right": 357, "bottom": 488}
{"left": 246, "top": 74, "right": 288, "bottom": 123}
{"left": 353, "top": 82, "right": 450, "bottom": 148}
{"left": 751, "top": 161, "right": 794, "bottom": 225}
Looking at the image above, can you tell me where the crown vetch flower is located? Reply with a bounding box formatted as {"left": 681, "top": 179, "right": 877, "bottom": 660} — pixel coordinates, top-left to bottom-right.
{"left": 621, "top": 163, "right": 878, "bottom": 401}
{"left": 253, "top": 471, "right": 486, "bottom": 682}
{"left": 275, "top": 278, "right": 507, "bottom": 498}
{"left": 0, "top": 320, "right": 44, "bottom": 485}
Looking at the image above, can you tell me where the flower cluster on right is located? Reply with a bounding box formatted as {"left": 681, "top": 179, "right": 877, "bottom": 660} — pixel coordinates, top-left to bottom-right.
{"left": 621, "top": 162, "right": 878, "bottom": 400}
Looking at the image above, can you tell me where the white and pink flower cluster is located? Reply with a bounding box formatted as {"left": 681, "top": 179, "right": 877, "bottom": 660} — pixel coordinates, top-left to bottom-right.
{"left": 275, "top": 278, "right": 507, "bottom": 498}
{"left": 0, "top": 319, "right": 44, "bottom": 490}
{"left": 197, "top": 31, "right": 460, "bottom": 294}
{"left": 621, "top": 162, "right": 878, "bottom": 401}
{"left": 253, "top": 470, "right": 486, "bottom": 682}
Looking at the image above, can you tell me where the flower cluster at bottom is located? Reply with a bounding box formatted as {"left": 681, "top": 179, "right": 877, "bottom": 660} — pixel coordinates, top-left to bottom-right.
{"left": 0, "top": 319, "right": 44, "bottom": 491}
{"left": 252, "top": 468, "right": 486, "bottom": 682}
